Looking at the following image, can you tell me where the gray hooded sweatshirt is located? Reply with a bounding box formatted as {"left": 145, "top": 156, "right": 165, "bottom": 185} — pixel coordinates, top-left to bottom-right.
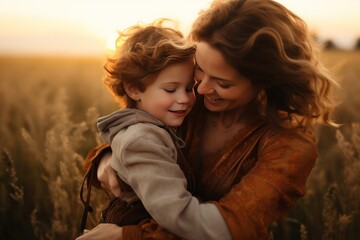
{"left": 97, "top": 109, "right": 230, "bottom": 240}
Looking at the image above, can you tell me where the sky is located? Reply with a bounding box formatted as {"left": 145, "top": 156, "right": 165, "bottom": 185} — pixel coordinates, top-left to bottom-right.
{"left": 0, "top": 0, "right": 359, "bottom": 55}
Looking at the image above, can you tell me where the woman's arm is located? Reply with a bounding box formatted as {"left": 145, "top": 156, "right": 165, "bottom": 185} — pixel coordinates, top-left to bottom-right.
{"left": 214, "top": 128, "right": 317, "bottom": 239}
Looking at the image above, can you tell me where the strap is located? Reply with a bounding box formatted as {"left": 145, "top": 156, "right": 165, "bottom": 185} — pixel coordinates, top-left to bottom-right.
{"left": 78, "top": 143, "right": 111, "bottom": 234}
{"left": 79, "top": 164, "right": 95, "bottom": 233}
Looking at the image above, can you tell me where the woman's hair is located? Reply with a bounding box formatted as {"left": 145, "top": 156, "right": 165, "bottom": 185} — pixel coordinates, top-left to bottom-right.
{"left": 190, "top": 0, "right": 337, "bottom": 128}
{"left": 104, "top": 18, "right": 195, "bottom": 108}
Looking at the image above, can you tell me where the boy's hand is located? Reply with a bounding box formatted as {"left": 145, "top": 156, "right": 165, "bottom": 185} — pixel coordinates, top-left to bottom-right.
{"left": 97, "top": 152, "right": 122, "bottom": 198}
{"left": 75, "top": 223, "right": 123, "bottom": 240}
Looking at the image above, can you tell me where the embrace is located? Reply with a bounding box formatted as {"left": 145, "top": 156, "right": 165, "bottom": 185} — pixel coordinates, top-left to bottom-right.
{"left": 77, "top": 0, "right": 336, "bottom": 239}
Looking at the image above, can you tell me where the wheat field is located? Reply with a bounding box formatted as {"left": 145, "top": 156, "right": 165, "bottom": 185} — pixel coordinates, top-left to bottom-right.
{"left": 0, "top": 51, "right": 359, "bottom": 240}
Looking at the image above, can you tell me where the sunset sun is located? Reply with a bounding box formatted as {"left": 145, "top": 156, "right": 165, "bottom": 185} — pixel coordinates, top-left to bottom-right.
{"left": 106, "top": 31, "right": 119, "bottom": 52}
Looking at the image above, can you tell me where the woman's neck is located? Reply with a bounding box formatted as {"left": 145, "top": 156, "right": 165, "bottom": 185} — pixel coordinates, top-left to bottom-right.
{"left": 201, "top": 108, "right": 250, "bottom": 156}
{"left": 209, "top": 108, "right": 254, "bottom": 131}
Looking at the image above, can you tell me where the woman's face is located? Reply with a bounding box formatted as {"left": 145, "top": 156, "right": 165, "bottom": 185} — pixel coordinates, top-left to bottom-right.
{"left": 194, "top": 42, "right": 258, "bottom": 112}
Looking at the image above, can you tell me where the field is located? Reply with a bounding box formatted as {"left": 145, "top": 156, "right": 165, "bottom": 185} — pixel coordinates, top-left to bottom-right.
{"left": 0, "top": 51, "right": 359, "bottom": 239}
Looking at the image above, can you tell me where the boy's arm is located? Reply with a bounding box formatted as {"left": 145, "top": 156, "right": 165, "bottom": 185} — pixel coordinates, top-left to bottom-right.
{"left": 110, "top": 124, "right": 230, "bottom": 240}
{"left": 82, "top": 143, "right": 180, "bottom": 240}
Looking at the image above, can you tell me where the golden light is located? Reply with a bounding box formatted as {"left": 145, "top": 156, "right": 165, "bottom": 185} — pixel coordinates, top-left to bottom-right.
{"left": 0, "top": 0, "right": 359, "bottom": 54}
{"left": 106, "top": 31, "right": 119, "bottom": 52}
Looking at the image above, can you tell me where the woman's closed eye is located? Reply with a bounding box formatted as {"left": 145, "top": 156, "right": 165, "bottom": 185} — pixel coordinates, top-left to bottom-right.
{"left": 218, "top": 81, "right": 232, "bottom": 89}
{"left": 164, "top": 88, "right": 176, "bottom": 93}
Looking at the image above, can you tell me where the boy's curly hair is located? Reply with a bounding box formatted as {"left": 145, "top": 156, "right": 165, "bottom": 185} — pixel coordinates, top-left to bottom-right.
{"left": 104, "top": 18, "right": 195, "bottom": 108}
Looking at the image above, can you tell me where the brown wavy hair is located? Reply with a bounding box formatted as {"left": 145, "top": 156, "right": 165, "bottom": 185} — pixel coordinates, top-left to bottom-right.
{"left": 104, "top": 19, "right": 195, "bottom": 108}
{"left": 190, "top": 0, "right": 337, "bottom": 128}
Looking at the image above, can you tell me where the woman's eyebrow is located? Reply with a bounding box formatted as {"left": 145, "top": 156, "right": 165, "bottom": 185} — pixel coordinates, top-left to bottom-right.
{"left": 194, "top": 56, "right": 233, "bottom": 82}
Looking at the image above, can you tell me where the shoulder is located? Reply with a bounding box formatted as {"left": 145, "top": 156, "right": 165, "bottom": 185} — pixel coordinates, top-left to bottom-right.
{"left": 253, "top": 124, "right": 317, "bottom": 188}
{"left": 111, "top": 123, "right": 178, "bottom": 167}
{"left": 112, "top": 122, "right": 175, "bottom": 150}
{"left": 258, "top": 124, "right": 317, "bottom": 167}
{"left": 260, "top": 124, "right": 316, "bottom": 150}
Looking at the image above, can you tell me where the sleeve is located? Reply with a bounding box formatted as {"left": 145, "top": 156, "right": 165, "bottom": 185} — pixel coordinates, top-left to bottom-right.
{"left": 214, "top": 128, "right": 317, "bottom": 239}
{"left": 111, "top": 124, "right": 231, "bottom": 240}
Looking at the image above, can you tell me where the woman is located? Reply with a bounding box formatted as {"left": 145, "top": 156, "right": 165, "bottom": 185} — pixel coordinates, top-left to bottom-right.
{"left": 77, "top": 0, "right": 336, "bottom": 239}
{"left": 79, "top": 19, "right": 230, "bottom": 240}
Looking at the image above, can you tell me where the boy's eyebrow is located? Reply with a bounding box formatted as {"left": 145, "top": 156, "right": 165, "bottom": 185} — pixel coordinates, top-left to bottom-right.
{"left": 160, "top": 82, "right": 180, "bottom": 86}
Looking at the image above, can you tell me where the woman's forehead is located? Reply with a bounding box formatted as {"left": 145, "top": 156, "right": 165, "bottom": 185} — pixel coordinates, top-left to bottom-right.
{"left": 195, "top": 43, "right": 226, "bottom": 68}
{"left": 195, "top": 42, "right": 240, "bottom": 80}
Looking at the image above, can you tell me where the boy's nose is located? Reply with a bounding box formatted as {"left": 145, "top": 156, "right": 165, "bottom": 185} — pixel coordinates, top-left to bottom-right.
{"left": 177, "top": 91, "right": 190, "bottom": 103}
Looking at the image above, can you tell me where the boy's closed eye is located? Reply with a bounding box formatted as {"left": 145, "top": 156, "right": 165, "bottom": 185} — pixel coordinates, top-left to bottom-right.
{"left": 164, "top": 88, "right": 176, "bottom": 93}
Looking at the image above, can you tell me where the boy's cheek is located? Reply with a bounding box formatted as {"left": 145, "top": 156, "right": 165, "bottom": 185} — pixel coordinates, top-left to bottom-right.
{"left": 189, "top": 92, "right": 196, "bottom": 107}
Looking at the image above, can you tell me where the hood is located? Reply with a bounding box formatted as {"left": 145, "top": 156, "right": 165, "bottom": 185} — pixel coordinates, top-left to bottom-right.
{"left": 97, "top": 109, "right": 165, "bottom": 143}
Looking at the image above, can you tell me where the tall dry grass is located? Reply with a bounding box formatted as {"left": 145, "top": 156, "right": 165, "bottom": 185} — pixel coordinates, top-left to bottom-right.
{"left": 0, "top": 56, "right": 116, "bottom": 239}
{"left": 0, "top": 51, "right": 359, "bottom": 239}
{"left": 273, "top": 50, "right": 360, "bottom": 240}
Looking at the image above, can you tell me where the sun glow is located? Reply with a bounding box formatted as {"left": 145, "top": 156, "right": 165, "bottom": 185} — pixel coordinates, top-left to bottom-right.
{"left": 106, "top": 31, "right": 119, "bottom": 52}
{"left": 0, "top": 0, "right": 359, "bottom": 55}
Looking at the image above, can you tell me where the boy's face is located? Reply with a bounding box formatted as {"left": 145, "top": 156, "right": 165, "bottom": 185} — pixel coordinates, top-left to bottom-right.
{"left": 136, "top": 59, "right": 196, "bottom": 127}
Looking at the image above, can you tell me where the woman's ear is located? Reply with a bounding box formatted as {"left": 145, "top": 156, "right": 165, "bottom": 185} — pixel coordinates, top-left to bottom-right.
{"left": 124, "top": 82, "right": 141, "bottom": 101}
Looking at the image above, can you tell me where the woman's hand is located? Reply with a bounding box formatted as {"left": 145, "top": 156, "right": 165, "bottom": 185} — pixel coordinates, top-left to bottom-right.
{"left": 75, "top": 223, "right": 123, "bottom": 240}
{"left": 97, "top": 152, "right": 122, "bottom": 198}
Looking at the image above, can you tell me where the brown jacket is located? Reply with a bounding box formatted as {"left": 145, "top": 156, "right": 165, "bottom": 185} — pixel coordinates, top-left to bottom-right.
{"left": 121, "top": 112, "right": 317, "bottom": 240}
{"left": 188, "top": 109, "right": 317, "bottom": 239}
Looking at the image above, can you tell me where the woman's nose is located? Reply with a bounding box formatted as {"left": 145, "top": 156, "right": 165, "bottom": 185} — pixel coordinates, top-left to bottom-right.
{"left": 196, "top": 75, "right": 213, "bottom": 95}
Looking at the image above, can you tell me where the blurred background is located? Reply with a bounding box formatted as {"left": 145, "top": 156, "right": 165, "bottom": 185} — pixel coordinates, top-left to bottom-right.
{"left": 1, "top": 0, "right": 359, "bottom": 239}
{"left": 1, "top": 0, "right": 360, "bottom": 55}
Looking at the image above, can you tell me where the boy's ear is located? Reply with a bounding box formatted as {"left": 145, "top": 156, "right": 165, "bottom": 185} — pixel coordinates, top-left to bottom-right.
{"left": 124, "top": 82, "right": 141, "bottom": 101}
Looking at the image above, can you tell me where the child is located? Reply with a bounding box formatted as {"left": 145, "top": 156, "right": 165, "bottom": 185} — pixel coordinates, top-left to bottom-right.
{"left": 80, "top": 19, "right": 230, "bottom": 240}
